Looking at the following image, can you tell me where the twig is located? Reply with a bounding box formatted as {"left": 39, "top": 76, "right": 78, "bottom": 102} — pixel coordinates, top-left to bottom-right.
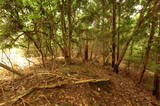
{"left": 2, "top": 49, "right": 14, "bottom": 69}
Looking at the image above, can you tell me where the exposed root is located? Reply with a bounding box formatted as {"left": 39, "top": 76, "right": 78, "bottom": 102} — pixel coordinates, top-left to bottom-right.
{"left": 0, "top": 78, "right": 109, "bottom": 106}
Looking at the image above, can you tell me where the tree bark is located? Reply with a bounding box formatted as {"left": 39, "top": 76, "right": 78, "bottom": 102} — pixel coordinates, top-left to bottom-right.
{"left": 67, "top": 0, "right": 72, "bottom": 63}
{"left": 117, "top": 0, "right": 121, "bottom": 61}
{"left": 139, "top": 21, "right": 156, "bottom": 84}
{"left": 112, "top": 0, "right": 116, "bottom": 68}
{"left": 24, "top": 32, "right": 46, "bottom": 68}
{"left": 153, "top": 70, "right": 160, "bottom": 100}
{"left": 90, "top": 42, "right": 94, "bottom": 61}
{"left": 152, "top": 14, "right": 160, "bottom": 100}
{"left": 127, "top": 42, "right": 133, "bottom": 71}
{"left": 153, "top": 46, "right": 160, "bottom": 100}
{"left": 60, "top": 0, "right": 72, "bottom": 64}
{"left": 84, "top": 40, "right": 89, "bottom": 61}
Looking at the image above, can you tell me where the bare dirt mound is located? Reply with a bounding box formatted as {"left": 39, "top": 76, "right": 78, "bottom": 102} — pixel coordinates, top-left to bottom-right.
{"left": 0, "top": 62, "right": 159, "bottom": 106}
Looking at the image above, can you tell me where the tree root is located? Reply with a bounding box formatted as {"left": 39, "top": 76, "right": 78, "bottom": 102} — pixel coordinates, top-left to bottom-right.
{"left": 0, "top": 78, "right": 109, "bottom": 106}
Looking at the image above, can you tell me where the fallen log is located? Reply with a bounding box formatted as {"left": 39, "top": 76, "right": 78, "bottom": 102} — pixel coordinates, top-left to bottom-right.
{"left": 0, "top": 78, "right": 109, "bottom": 106}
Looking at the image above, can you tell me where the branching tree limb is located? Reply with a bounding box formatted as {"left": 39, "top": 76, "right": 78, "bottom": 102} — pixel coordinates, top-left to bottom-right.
{"left": 114, "top": 0, "right": 160, "bottom": 73}
{"left": 0, "top": 62, "right": 23, "bottom": 76}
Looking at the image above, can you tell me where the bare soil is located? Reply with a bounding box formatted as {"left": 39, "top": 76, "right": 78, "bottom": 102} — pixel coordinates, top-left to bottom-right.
{"left": 0, "top": 60, "right": 159, "bottom": 106}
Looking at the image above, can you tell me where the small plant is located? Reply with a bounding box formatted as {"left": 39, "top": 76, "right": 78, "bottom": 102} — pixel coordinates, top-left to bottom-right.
{"left": 82, "top": 69, "right": 95, "bottom": 76}
{"left": 62, "top": 67, "right": 72, "bottom": 76}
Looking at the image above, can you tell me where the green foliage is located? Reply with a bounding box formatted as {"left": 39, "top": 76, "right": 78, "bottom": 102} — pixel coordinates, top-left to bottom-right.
{"left": 148, "top": 61, "right": 160, "bottom": 72}
{"left": 0, "top": 0, "right": 158, "bottom": 69}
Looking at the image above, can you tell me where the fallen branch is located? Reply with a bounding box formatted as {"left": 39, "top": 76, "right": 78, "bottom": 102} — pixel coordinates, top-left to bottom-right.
{"left": 0, "top": 78, "right": 109, "bottom": 105}
{"left": 0, "top": 62, "right": 24, "bottom": 76}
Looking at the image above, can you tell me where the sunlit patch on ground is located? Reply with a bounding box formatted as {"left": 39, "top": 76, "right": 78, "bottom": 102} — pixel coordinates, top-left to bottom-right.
{"left": 0, "top": 48, "right": 37, "bottom": 69}
{"left": 0, "top": 48, "right": 40, "bottom": 80}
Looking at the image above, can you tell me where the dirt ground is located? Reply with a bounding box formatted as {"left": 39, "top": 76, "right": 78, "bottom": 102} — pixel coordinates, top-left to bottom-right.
{"left": 0, "top": 60, "right": 159, "bottom": 106}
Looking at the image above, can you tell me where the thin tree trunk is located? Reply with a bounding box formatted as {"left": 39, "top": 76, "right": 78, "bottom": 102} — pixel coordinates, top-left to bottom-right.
{"left": 127, "top": 42, "right": 133, "bottom": 71}
{"left": 60, "top": 0, "right": 67, "bottom": 64}
{"left": 24, "top": 32, "right": 46, "bottom": 68}
{"left": 76, "top": 45, "right": 82, "bottom": 58}
{"left": 2, "top": 49, "right": 13, "bottom": 69}
{"left": 102, "top": 42, "right": 105, "bottom": 65}
{"left": 113, "top": 0, "right": 159, "bottom": 73}
{"left": 153, "top": 47, "right": 160, "bottom": 100}
{"left": 112, "top": 0, "right": 116, "bottom": 68}
{"left": 84, "top": 40, "right": 89, "bottom": 61}
{"left": 152, "top": 15, "right": 160, "bottom": 99}
{"left": 139, "top": 21, "right": 156, "bottom": 84}
{"left": 117, "top": 0, "right": 121, "bottom": 61}
{"left": 90, "top": 42, "right": 94, "bottom": 61}
{"left": 153, "top": 70, "right": 160, "bottom": 100}
{"left": 67, "top": 0, "right": 72, "bottom": 63}
{"left": 101, "top": 1, "right": 106, "bottom": 65}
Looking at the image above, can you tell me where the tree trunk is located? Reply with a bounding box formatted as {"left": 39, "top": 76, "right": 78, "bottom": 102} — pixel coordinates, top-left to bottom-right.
{"left": 152, "top": 14, "right": 160, "bottom": 99}
{"left": 101, "top": 1, "right": 106, "bottom": 65}
{"left": 60, "top": 0, "right": 72, "bottom": 64}
{"left": 67, "top": 0, "right": 72, "bottom": 63}
{"left": 113, "top": 0, "right": 158, "bottom": 73}
{"left": 90, "top": 42, "right": 94, "bottom": 61}
{"left": 139, "top": 21, "right": 156, "bottom": 84}
{"left": 84, "top": 40, "right": 89, "bottom": 61}
{"left": 24, "top": 32, "right": 46, "bottom": 68}
{"left": 117, "top": 0, "right": 121, "bottom": 61}
{"left": 112, "top": 0, "right": 116, "bottom": 68}
{"left": 153, "top": 70, "right": 160, "bottom": 100}
{"left": 127, "top": 42, "right": 133, "bottom": 71}
{"left": 102, "top": 42, "right": 105, "bottom": 65}
{"left": 63, "top": 48, "right": 71, "bottom": 64}
{"left": 153, "top": 48, "right": 160, "bottom": 99}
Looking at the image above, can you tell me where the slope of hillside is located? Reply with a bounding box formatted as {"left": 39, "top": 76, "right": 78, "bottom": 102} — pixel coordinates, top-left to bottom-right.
{"left": 0, "top": 61, "right": 159, "bottom": 106}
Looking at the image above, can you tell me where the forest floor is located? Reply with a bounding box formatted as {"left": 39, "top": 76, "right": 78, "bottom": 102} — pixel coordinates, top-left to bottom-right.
{"left": 0, "top": 59, "right": 159, "bottom": 106}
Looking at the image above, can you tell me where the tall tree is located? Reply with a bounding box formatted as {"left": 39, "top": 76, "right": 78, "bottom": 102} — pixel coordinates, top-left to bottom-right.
{"left": 152, "top": 15, "right": 160, "bottom": 100}
{"left": 59, "top": 0, "right": 73, "bottom": 64}
{"left": 117, "top": 0, "right": 122, "bottom": 61}
{"left": 113, "top": 0, "right": 160, "bottom": 73}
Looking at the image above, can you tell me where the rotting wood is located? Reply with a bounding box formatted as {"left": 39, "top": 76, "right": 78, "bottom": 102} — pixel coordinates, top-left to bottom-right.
{"left": 0, "top": 78, "right": 109, "bottom": 106}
